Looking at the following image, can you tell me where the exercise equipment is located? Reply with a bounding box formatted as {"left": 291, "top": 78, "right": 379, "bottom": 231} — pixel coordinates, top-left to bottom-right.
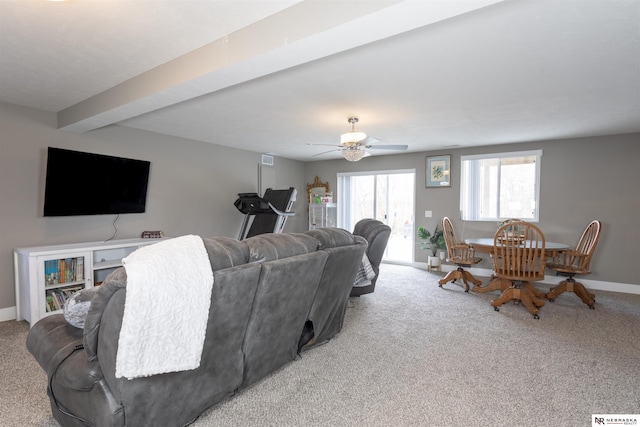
{"left": 234, "top": 187, "right": 296, "bottom": 240}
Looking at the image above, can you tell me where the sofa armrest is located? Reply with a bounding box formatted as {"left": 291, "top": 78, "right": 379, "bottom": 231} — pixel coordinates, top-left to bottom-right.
{"left": 26, "top": 314, "right": 84, "bottom": 377}
{"left": 55, "top": 347, "right": 104, "bottom": 391}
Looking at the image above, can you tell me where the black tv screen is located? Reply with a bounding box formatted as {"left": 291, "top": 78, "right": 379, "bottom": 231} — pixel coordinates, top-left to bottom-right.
{"left": 43, "top": 147, "right": 151, "bottom": 217}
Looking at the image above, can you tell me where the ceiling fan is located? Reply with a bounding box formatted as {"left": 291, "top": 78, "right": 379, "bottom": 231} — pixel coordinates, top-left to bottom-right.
{"left": 307, "top": 117, "right": 408, "bottom": 161}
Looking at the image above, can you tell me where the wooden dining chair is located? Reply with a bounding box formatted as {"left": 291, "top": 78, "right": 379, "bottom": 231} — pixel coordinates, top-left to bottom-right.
{"left": 477, "top": 218, "right": 525, "bottom": 294}
{"left": 438, "top": 217, "right": 482, "bottom": 292}
{"left": 491, "top": 221, "right": 546, "bottom": 318}
{"left": 498, "top": 218, "right": 522, "bottom": 234}
{"left": 546, "top": 220, "right": 602, "bottom": 309}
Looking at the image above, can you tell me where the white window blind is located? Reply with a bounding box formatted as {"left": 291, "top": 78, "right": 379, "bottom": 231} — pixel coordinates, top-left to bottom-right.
{"left": 460, "top": 150, "right": 542, "bottom": 221}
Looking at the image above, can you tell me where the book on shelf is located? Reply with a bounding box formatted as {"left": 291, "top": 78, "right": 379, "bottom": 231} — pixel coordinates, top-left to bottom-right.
{"left": 46, "top": 291, "right": 60, "bottom": 311}
{"left": 44, "top": 285, "right": 84, "bottom": 312}
{"left": 45, "top": 295, "right": 56, "bottom": 312}
{"left": 44, "top": 257, "right": 85, "bottom": 285}
{"left": 61, "top": 260, "right": 65, "bottom": 284}
{"left": 55, "top": 291, "right": 65, "bottom": 309}
{"left": 76, "top": 257, "right": 84, "bottom": 281}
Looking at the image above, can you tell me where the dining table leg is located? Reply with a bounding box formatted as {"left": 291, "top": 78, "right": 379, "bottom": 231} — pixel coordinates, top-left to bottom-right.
{"left": 518, "top": 289, "right": 543, "bottom": 317}
{"left": 472, "top": 276, "right": 511, "bottom": 293}
{"left": 491, "top": 285, "right": 542, "bottom": 318}
{"left": 522, "top": 282, "right": 547, "bottom": 302}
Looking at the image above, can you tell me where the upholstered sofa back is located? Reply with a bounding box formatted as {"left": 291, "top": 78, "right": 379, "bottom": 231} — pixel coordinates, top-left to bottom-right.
{"left": 305, "top": 227, "right": 368, "bottom": 348}
{"left": 27, "top": 229, "right": 366, "bottom": 427}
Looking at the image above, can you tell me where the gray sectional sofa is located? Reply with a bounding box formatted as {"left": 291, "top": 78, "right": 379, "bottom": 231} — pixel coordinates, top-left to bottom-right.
{"left": 27, "top": 228, "right": 367, "bottom": 427}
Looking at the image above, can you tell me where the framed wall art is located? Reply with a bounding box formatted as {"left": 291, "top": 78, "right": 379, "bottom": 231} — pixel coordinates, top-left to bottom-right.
{"left": 426, "top": 155, "right": 451, "bottom": 188}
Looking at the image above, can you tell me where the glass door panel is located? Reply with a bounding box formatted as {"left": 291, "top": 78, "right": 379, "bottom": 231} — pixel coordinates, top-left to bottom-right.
{"left": 338, "top": 170, "right": 415, "bottom": 263}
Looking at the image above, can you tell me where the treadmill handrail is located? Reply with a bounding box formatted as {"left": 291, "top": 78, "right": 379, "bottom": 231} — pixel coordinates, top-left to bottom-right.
{"left": 268, "top": 202, "right": 295, "bottom": 217}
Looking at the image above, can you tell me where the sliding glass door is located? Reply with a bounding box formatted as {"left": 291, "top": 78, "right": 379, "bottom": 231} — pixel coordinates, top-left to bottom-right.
{"left": 337, "top": 170, "right": 415, "bottom": 263}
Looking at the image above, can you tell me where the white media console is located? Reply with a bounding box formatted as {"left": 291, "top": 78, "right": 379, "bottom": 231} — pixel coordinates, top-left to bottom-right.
{"left": 14, "top": 238, "right": 163, "bottom": 326}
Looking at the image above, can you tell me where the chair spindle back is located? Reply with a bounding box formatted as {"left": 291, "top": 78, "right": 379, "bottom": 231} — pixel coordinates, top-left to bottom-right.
{"left": 570, "top": 220, "right": 602, "bottom": 272}
{"left": 493, "top": 221, "right": 546, "bottom": 282}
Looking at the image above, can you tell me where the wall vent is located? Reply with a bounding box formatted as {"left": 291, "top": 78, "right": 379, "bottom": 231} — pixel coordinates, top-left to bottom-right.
{"left": 261, "top": 154, "right": 274, "bottom": 166}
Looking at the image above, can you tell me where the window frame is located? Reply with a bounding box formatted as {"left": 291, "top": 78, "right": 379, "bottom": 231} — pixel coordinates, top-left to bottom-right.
{"left": 460, "top": 149, "right": 542, "bottom": 222}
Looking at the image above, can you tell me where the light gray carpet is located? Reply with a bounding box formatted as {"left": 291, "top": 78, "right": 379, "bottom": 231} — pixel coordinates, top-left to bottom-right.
{"left": 2, "top": 264, "right": 639, "bottom": 426}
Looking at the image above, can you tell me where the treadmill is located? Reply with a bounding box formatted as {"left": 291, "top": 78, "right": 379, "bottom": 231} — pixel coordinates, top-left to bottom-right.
{"left": 234, "top": 187, "right": 296, "bottom": 240}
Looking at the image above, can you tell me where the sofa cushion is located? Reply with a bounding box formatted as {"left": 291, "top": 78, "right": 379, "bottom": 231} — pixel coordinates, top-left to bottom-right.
{"left": 202, "top": 237, "right": 250, "bottom": 271}
{"left": 245, "top": 233, "right": 318, "bottom": 262}
{"left": 103, "top": 267, "right": 128, "bottom": 284}
{"left": 305, "top": 228, "right": 358, "bottom": 249}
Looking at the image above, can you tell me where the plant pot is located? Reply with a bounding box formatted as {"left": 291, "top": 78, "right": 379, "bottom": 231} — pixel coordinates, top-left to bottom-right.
{"left": 428, "top": 255, "right": 441, "bottom": 272}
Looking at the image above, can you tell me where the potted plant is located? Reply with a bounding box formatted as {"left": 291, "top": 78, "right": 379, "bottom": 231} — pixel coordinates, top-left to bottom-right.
{"left": 417, "top": 225, "right": 447, "bottom": 270}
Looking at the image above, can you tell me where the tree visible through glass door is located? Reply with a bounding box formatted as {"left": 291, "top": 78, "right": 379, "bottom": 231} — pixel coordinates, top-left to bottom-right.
{"left": 337, "top": 170, "right": 415, "bottom": 263}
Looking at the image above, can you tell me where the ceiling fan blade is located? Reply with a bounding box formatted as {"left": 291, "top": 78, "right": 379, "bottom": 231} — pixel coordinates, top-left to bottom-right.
{"left": 306, "top": 143, "right": 341, "bottom": 148}
{"left": 312, "top": 148, "right": 341, "bottom": 157}
{"left": 365, "top": 144, "right": 408, "bottom": 151}
{"left": 361, "top": 136, "right": 380, "bottom": 145}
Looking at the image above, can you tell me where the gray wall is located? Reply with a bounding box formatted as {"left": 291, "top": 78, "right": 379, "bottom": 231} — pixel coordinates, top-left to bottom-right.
{"left": 2, "top": 100, "right": 639, "bottom": 316}
{"left": 0, "top": 102, "right": 307, "bottom": 314}
{"left": 306, "top": 134, "right": 640, "bottom": 286}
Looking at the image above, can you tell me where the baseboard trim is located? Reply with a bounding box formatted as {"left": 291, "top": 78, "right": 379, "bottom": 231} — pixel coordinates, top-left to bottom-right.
{"left": 0, "top": 306, "right": 17, "bottom": 322}
{"left": 2, "top": 264, "right": 637, "bottom": 322}
{"left": 412, "top": 262, "right": 640, "bottom": 295}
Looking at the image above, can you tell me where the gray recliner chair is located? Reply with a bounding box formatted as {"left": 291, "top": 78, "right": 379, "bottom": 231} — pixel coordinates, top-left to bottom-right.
{"left": 350, "top": 218, "right": 391, "bottom": 297}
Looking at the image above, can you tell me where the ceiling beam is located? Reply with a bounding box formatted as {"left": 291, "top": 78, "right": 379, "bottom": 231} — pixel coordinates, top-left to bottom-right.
{"left": 58, "top": 0, "right": 504, "bottom": 133}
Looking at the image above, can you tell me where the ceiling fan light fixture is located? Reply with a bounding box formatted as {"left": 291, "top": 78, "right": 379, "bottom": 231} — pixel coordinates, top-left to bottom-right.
{"left": 340, "top": 116, "right": 366, "bottom": 145}
{"left": 340, "top": 130, "right": 367, "bottom": 145}
{"left": 342, "top": 147, "right": 366, "bottom": 162}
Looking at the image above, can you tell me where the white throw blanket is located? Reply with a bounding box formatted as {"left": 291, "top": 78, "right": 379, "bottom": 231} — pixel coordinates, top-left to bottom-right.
{"left": 115, "top": 235, "right": 214, "bottom": 379}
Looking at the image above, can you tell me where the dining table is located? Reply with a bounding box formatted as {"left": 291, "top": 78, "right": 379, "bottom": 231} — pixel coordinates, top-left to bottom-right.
{"left": 463, "top": 237, "right": 571, "bottom": 294}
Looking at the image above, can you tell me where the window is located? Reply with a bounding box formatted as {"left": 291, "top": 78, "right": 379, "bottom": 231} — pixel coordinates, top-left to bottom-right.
{"left": 460, "top": 150, "right": 541, "bottom": 222}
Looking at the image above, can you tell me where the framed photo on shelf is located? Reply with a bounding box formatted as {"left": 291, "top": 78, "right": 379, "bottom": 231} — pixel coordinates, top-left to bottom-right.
{"left": 426, "top": 155, "right": 451, "bottom": 188}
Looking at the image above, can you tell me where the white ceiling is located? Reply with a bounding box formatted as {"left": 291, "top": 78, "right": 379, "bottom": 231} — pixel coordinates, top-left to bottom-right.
{"left": 1, "top": 0, "right": 639, "bottom": 162}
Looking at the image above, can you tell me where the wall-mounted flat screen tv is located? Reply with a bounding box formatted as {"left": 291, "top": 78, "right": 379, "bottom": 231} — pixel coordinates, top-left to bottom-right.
{"left": 43, "top": 147, "right": 151, "bottom": 217}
